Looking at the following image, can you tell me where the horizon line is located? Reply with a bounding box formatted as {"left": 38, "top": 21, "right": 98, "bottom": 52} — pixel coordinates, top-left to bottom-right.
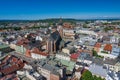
{"left": 0, "top": 17, "right": 120, "bottom": 21}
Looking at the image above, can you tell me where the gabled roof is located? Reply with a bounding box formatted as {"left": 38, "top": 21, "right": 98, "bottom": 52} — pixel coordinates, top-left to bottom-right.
{"left": 16, "top": 38, "right": 29, "bottom": 46}
{"left": 31, "top": 47, "right": 48, "bottom": 56}
{"left": 70, "top": 53, "right": 80, "bottom": 59}
{"left": 104, "top": 44, "right": 112, "bottom": 51}
{"left": 104, "top": 58, "right": 119, "bottom": 65}
{"left": 0, "top": 56, "right": 24, "bottom": 75}
{"left": 94, "top": 42, "right": 101, "bottom": 48}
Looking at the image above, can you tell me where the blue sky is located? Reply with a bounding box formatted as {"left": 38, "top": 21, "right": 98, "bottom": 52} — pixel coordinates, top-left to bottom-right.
{"left": 0, "top": 0, "right": 120, "bottom": 20}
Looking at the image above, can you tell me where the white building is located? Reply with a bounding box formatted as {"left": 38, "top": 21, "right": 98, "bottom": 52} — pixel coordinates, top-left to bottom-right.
{"left": 76, "top": 30, "right": 98, "bottom": 37}
{"left": 110, "top": 36, "right": 119, "bottom": 44}
{"left": 36, "top": 36, "right": 43, "bottom": 41}
{"left": 31, "top": 52, "right": 47, "bottom": 59}
{"left": 62, "top": 47, "right": 74, "bottom": 54}
{"left": 56, "top": 52, "right": 70, "bottom": 61}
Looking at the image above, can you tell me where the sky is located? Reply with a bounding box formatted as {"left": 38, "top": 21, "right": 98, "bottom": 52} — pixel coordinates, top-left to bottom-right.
{"left": 0, "top": 0, "right": 120, "bottom": 20}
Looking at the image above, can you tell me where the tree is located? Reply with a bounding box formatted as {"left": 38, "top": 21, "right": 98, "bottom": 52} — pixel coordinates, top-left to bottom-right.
{"left": 3, "top": 35, "right": 7, "bottom": 38}
{"left": 93, "top": 75, "right": 98, "bottom": 80}
{"left": 80, "top": 70, "right": 94, "bottom": 80}
{"left": 104, "top": 27, "right": 114, "bottom": 32}
{"left": 80, "top": 70, "right": 105, "bottom": 80}
{"left": 93, "top": 75, "right": 105, "bottom": 80}
{"left": 92, "top": 49, "right": 98, "bottom": 56}
{"left": 83, "top": 24, "right": 88, "bottom": 28}
{"left": 13, "top": 27, "right": 21, "bottom": 31}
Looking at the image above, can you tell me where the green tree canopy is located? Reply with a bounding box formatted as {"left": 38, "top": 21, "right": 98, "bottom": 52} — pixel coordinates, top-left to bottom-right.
{"left": 92, "top": 49, "right": 98, "bottom": 56}
{"left": 81, "top": 70, "right": 94, "bottom": 80}
{"left": 80, "top": 70, "right": 105, "bottom": 80}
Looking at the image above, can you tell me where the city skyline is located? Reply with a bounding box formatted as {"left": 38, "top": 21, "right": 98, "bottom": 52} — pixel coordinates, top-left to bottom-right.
{"left": 0, "top": 0, "right": 120, "bottom": 20}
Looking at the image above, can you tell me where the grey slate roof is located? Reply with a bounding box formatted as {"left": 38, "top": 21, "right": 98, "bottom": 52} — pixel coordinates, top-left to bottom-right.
{"left": 104, "top": 58, "right": 120, "bottom": 65}
{"left": 92, "top": 58, "right": 104, "bottom": 65}
{"left": 89, "top": 64, "right": 107, "bottom": 77}
{"left": 42, "top": 63, "right": 60, "bottom": 75}
{"left": 50, "top": 30, "right": 62, "bottom": 42}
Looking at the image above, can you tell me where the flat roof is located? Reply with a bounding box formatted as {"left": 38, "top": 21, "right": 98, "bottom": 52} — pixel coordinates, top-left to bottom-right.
{"left": 0, "top": 43, "right": 9, "bottom": 49}
{"left": 89, "top": 64, "right": 107, "bottom": 77}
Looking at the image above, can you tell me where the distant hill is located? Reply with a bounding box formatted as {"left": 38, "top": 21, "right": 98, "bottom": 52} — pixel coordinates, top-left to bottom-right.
{"left": 0, "top": 18, "right": 120, "bottom": 23}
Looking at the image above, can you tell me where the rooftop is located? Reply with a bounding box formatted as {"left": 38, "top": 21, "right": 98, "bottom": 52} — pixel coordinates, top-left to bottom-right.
{"left": 70, "top": 53, "right": 80, "bottom": 59}
{"left": 37, "top": 58, "right": 61, "bottom": 75}
{"left": 111, "top": 46, "right": 120, "bottom": 56}
{"left": 58, "top": 59, "right": 75, "bottom": 71}
{"left": 107, "top": 71, "right": 120, "bottom": 80}
{"left": 0, "top": 55, "right": 24, "bottom": 75}
{"left": 0, "top": 43, "right": 9, "bottom": 49}
{"left": 104, "top": 44, "right": 112, "bottom": 51}
{"left": 89, "top": 64, "right": 107, "bottom": 77}
{"left": 31, "top": 47, "right": 48, "bottom": 56}
{"left": 56, "top": 51, "right": 70, "bottom": 57}
{"left": 94, "top": 42, "right": 101, "bottom": 48}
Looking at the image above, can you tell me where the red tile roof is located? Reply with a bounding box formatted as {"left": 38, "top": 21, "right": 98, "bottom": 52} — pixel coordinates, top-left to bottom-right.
{"left": 63, "top": 22, "right": 73, "bottom": 29}
{"left": 31, "top": 48, "right": 48, "bottom": 56}
{"left": 70, "top": 53, "right": 80, "bottom": 59}
{"left": 25, "top": 49, "right": 31, "bottom": 57}
{"left": 0, "top": 56, "right": 24, "bottom": 75}
{"left": 11, "top": 57, "right": 18, "bottom": 63}
{"left": 94, "top": 43, "right": 101, "bottom": 48}
{"left": 0, "top": 62, "right": 24, "bottom": 75}
{"left": 32, "top": 47, "right": 40, "bottom": 53}
{"left": 16, "top": 38, "right": 29, "bottom": 46}
{"left": 104, "top": 44, "right": 112, "bottom": 51}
